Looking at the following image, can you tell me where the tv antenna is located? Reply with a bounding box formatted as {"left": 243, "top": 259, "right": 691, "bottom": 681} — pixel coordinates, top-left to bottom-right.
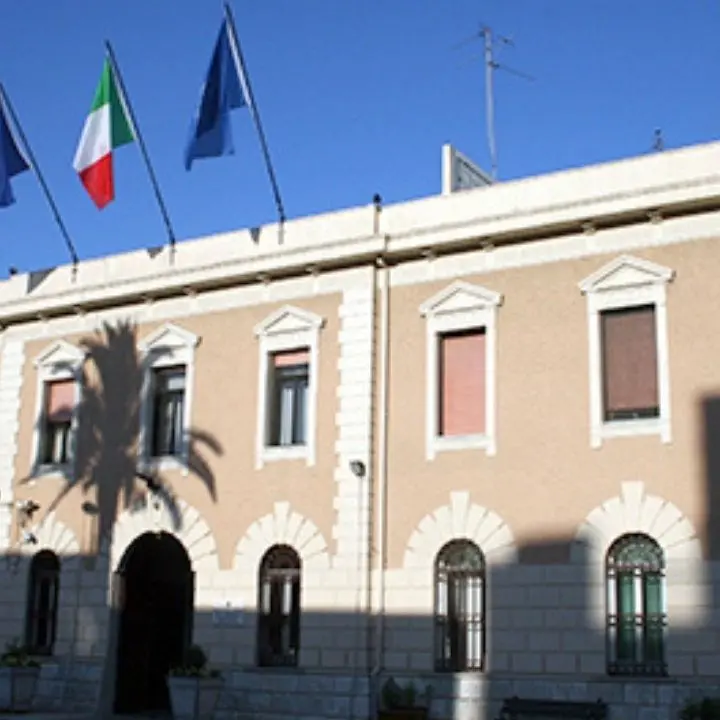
{"left": 455, "top": 24, "right": 534, "bottom": 180}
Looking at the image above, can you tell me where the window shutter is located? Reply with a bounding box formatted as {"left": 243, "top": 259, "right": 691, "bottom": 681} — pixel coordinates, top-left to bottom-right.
{"left": 601, "top": 306, "right": 658, "bottom": 418}
{"left": 439, "top": 330, "right": 486, "bottom": 436}
{"left": 45, "top": 380, "right": 75, "bottom": 423}
{"left": 273, "top": 349, "right": 309, "bottom": 367}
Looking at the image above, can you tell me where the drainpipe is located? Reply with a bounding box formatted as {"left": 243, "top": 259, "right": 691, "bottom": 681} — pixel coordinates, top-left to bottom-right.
{"left": 370, "top": 242, "right": 390, "bottom": 712}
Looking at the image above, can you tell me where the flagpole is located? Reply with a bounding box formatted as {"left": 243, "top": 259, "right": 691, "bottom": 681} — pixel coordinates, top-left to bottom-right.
{"left": 104, "top": 41, "right": 178, "bottom": 251}
{"left": 223, "top": 3, "right": 286, "bottom": 225}
{"left": 0, "top": 83, "right": 80, "bottom": 270}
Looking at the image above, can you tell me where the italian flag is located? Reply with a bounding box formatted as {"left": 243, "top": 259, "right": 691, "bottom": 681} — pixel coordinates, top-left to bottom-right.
{"left": 73, "top": 58, "right": 134, "bottom": 209}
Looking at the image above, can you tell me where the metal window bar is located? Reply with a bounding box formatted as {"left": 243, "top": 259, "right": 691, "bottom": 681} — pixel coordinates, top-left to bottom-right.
{"left": 434, "top": 540, "right": 485, "bottom": 672}
{"left": 258, "top": 546, "right": 301, "bottom": 667}
{"left": 606, "top": 533, "right": 666, "bottom": 676}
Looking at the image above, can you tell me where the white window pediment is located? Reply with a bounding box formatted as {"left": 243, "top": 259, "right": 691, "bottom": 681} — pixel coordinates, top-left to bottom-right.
{"left": 254, "top": 305, "right": 325, "bottom": 338}
{"left": 31, "top": 341, "right": 84, "bottom": 476}
{"left": 579, "top": 255, "right": 674, "bottom": 295}
{"left": 33, "top": 341, "right": 84, "bottom": 374}
{"left": 420, "top": 280, "right": 501, "bottom": 459}
{"left": 255, "top": 305, "right": 324, "bottom": 469}
{"left": 139, "top": 323, "right": 200, "bottom": 355}
{"left": 420, "top": 280, "right": 502, "bottom": 319}
{"left": 137, "top": 323, "right": 199, "bottom": 473}
{"left": 580, "top": 254, "right": 674, "bottom": 448}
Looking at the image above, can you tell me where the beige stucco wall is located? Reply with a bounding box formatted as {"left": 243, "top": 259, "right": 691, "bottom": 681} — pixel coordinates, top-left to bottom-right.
{"left": 11, "top": 293, "right": 342, "bottom": 569}
{"left": 384, "top": 237, "right": 720, "bottom": 569}
{"left": 2, "top": 217, "right": 720, "bottom": 685}
{"left": 2, "top": 146, "right": 720, "bottom": 714}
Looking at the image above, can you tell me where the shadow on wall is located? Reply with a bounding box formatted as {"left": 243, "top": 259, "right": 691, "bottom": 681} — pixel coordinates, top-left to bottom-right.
{"left": 0, "top": 519, "right": 717, "bottom": 720}
{"left": 19, "top": 319, "right": 222, "bottom": 554}
{"left": 700, "top": 394, "right": 720, "bottom": 590}
{"left": 0, "top": 367, "right": 719, "bottom": 719}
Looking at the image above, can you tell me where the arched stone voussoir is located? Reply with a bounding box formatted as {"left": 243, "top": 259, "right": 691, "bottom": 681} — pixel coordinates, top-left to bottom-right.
{"left": 104, "top": 497, "right": 219, "bottom": 572}
{"left": 23, "top": 512, "right": 81, "bottom": 569}
{"left": 234, "top": 501, "right": 330, "bottom": 575}
{"left": 572, "top": 481, "right": 702, "bottom": 563}
{"left": 403, "top": 491, "right": 517, "bottom": 569}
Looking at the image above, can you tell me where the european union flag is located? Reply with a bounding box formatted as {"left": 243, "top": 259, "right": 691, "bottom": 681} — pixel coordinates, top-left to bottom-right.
{"left": 184, "top": 18, "right": 249, "bottom": 171}
{"left": 0, "top": 89, "right": 30, "bottom": 208}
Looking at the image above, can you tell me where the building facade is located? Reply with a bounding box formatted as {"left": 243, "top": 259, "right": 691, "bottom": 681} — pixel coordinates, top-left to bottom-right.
{"left": 1, "top": 142, "right": 720, "bottom": 720}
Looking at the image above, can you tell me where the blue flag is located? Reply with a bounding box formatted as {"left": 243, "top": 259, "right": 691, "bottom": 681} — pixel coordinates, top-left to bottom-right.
{"left": 0, "top": 91, "right": 30, "bottom": 208}
{"left": 184, "top": 19, "right": 249, "bottom": 171}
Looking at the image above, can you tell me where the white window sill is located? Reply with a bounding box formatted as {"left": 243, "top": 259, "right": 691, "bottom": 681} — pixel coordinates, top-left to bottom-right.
{"left": 594, "top": 417, "right": 670, "bottom": 446}
{"left": 139, "top": 455, "right": 189, "bottom": 475}
{"left": 30, "top": 463, "right": 72, "bottom": 480}
{"left": 429, "top": 433, "right": 495, "bottom": 459}
{"left": 261, "top": 445, "right": 308, "bottom": 464}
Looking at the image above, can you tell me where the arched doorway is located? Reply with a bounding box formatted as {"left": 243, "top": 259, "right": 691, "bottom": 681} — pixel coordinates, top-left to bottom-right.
{"left": 113, "top": 531, "right": 194, "bottom": 714}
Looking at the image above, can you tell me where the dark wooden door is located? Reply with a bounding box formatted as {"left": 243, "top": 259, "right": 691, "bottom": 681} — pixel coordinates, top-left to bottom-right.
{"left": 113, "top": 532, "right": 193, "bottom": 715}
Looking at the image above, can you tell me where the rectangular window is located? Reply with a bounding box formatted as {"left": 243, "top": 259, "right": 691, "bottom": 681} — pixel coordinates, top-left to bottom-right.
{"left": 438, "top": 329, "right": 486, "bottom": 437}
{"left": 601, "top": 305, "right": 659, "bottom": 422}
{"left": 150, "top": 366, "right": 186, "bottom": 458}
{"left": 268, "top": 350, "right": 309, "bottom": 447}
{"left": 40, "top": 379, "right": 75, "bottom": 466}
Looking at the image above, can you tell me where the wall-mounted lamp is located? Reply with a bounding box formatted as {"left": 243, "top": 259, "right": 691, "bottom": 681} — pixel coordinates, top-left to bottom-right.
{"left": 349, "top": 460, "right": 366, "bottom": 478}
{"left": 81, "top": 501, "right": 100, "bottom": 516}
{"left": 135, "top": 469, "right": 162, "bottom": 494}
{"left": 16, "top": 499, "right": 40, "bottom": 520}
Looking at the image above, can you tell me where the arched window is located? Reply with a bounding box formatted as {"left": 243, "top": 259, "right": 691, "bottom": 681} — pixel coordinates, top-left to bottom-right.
{"left": 606, "top": 533, "right": 666, "bottom": 676}
{"left": 257, "top": 545, "right": 301, "bottom": 667}
{"left": 434, "top": 539, "right": 485, "bottom": 672}
{"left": 25, "top": 550, "right": 60, "bottom": 655}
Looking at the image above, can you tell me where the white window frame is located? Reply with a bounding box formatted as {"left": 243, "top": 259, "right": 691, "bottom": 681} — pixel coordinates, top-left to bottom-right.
{"left": 254, "top": 305, "right": 324, "bottom": 469}
{"left": 420, "top": 280, "right": 502, "bottom": 460}
{"left": 137, "top": 323, "right": 200, "bottom": 474}
{"left": 579, "top": 254, "right": 674, "bottom": 448}
{"left": 31, "top": 341, "right": 85, "bottom": 477}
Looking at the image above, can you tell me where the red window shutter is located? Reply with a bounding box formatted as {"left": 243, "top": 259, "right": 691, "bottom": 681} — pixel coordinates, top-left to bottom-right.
{"left": 45, "top": 380, "right": 75, "bottom": 423}
{"left": 439, "top": 330, "right": 486, "bottom": 436}
{"left": 273, "top": 349, "right": 309, "bottom": 367}
{"left": 601, "top": 305, "right": 659, "bottom": 419}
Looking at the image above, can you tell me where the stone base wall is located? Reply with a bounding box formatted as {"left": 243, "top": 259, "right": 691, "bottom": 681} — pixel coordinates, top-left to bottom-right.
{"left": 216, "top": 672, "right": 370, "bottom": 720}
{"left": 383, "top": 557, "right": 720, "bottom": 678}
{"left": 381, "top": 673, "right": 720, "bottom": 720}
{"left": 383, "top": 485, "right": 716, "bottom": 681}
{"left": 22, "top": 657, "right": 720, "bottom": 720}
{"left": 33, "top": 658, "right": 103, "bottom": 713}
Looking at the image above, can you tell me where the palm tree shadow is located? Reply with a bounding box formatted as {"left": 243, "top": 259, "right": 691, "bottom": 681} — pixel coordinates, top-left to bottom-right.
{"left": 21, "top": 319, "right": 222, "bottom": 555}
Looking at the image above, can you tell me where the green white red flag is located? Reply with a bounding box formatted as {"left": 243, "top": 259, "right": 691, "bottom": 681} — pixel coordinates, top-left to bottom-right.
{"left": 73, "top": 58, "right": 134, "bottom": 209}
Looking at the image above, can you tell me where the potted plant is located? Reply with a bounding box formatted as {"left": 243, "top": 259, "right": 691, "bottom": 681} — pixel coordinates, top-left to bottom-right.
{"left": 680, "top": 698, "right": 720, "bottom": 720}
{"left": 0, "top": 640, "right": 41, "bottom": 712}
{"left": 379, "top": 677, "right": 431, "bottom": 720}
{"left": 168, "top": 644, "right": 222, "bottom": 720}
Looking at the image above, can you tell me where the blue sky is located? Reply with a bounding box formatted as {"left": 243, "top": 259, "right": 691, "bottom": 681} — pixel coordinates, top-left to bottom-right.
{"left": 0, "top": 1, "right": 718, "bottom": 274}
